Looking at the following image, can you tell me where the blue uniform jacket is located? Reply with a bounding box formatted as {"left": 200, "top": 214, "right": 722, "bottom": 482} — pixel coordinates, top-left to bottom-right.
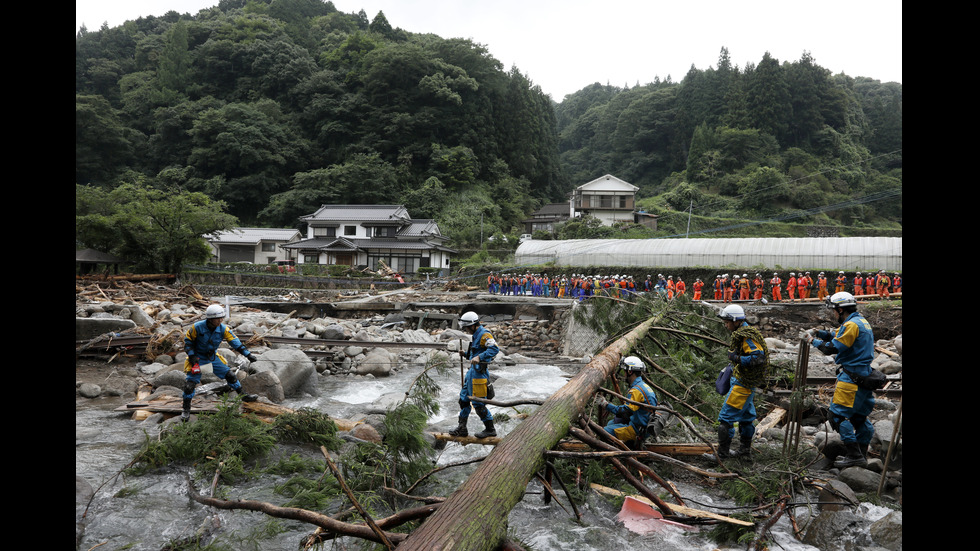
{"left": 812, "top": 312, "right": 874, "bottom": 382}
{"left": 184, "top": 320, "right": 249, "bottom": 365}
{"left": 605, "top": 378, "right": 658, "bottom": 435}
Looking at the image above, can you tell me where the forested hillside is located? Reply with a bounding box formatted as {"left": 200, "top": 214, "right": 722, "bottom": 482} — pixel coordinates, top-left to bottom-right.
{"left": 555, "top": 48, "right": 902, "bottom": 236}
{"left": 76, "top": 0, "right": 901, "bottom": 271}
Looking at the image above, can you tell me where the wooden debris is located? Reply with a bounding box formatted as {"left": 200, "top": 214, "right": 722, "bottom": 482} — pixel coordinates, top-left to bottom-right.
{"left": 590, "top": 484, "right": 754, "bottom": 527}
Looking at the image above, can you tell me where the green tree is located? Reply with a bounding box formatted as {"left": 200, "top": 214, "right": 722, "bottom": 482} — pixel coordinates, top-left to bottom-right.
{"left": 157, "top": 19, "right": 190, "bottom": 95}
{"left": 76, "top": 182, "right": 237, "bottom": 273}
{"left": 76, "top": 94, "right": 137, "bottom": 185}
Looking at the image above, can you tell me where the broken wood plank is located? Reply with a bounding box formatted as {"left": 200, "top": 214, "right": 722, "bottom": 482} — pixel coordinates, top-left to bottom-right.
{"left": 756, "top": 407, "right": 787, "bottom": 434}
{"left": 590, "top": 484, "right": 754, "bottom": 526}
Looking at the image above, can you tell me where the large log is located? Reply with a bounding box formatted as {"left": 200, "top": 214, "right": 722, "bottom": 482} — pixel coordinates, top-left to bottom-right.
{"left": 398, "top": 315, "right": 660, "bottom": 551}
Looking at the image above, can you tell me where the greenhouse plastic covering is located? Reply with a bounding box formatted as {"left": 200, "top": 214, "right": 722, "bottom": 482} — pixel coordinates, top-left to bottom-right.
{"left": 514, "top": 237, "right": 902, "bottom": 271}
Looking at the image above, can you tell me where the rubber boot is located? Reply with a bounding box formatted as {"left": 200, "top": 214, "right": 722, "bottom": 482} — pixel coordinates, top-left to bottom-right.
{"left": 235, "top": 387, "right": 258, "bottom": 402}
{"left": 475, "top": 419, "right": 497, "bottom": 439}
{"left": 703, "top": 424, "right": 732, "bottom": 461}
{"left": 181, "top": 397, "right": 192, "bottom": 422}
{"left": 448, "top": 417, "right": 468, "bottom": 437}
{"left": 731, "top": 437, "right": 752, "bottom": 459}
{"left": 834, "top": 442, "right": 867, "bottom": 468}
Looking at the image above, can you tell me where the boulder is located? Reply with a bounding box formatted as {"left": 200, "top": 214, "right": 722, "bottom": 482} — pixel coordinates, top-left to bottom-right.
{"left": 321, "top": 324, "right": 347, "bottom": 340}
{"left": 355, "top": 348, "right": 394, "bottom": 377}
{"left": 250, "top": 348, "right": 319, "bottom": 398}
{"left": 869, "top": 511, "right": 902, "bottom": 551}
{"left": 75, "top": 317, "right": 137, "bottom": 341}
{"left": 77, "top": 382, "right": 102, "bottom": 398}
{"left": 241, "top": 370, "right": 285, "bottom": 403}
{"left": 802, "top": 510, "right": 875, "bottom": 551}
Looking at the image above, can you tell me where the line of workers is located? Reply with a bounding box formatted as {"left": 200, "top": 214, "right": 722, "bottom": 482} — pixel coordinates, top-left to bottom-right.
{"left": 485, "top": 270, "right": 901, "bottom": 302}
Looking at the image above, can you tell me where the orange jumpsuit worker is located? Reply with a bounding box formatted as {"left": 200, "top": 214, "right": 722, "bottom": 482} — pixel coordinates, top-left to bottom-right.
{"left": 892, "top": 273, "right": 902, "bottom": 294}
{"left": 835, "top": 271, "right": 847, "bottom": 293}
{"left": 676, "top": 277, "right": 686, "bottom": 297}
{"left": 753, "top": 274, "right": 764, "bottom": 300}
{"left": 770, "top": 273, "right": 782, "bottom": 302}
{"left": 817, "top": 272, "right": 829, "bottom": 300}
{"left": 723, "top": 275, "right": 734, "bottom": 302}
{"left": 798, "top": 272, "right": 809, "bottom": 300}
{"left": 853, "top": 273, "right": 864, "bottom": 296}
{"left": 693, "top": 278, "right": 703, "bottom": 300}
{"left": 876, "top": 271, "right": 891, "bottom": 299}
{"left": 865, "top": 274, "right": 876, "bottom": 297}
{"left": 739, "top": 274, "right": 751, "bottom": 300}
{"left": 666, "top": 276, "right": 675, "bottom": 300}
{"left": 787, "top": 273, "right": 797, "bottom": 301}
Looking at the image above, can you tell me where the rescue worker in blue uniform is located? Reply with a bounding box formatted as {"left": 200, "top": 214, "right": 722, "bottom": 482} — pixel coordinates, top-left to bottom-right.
{"left": 710, "top": 304, "right": 770, "bottom": 459}
{"left": 182, "top": 304, "right": 259, "bottom": 421}
{"left": 807, "top": 292, "right": 876, "bottom": 468}
{"left": 449, "top": 311, "right": 500, "bottom": 438}
{"left": 598, "top": 356, "right": 658, "bottom": 449}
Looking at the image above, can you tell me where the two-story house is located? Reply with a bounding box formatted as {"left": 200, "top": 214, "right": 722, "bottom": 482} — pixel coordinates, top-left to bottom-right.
{"left": 522, "top": 203, "right": 572, "bottom": 235}
{"left": 282, "top": 205, "right": 456, "bottom": 274}
{"left": 570, "top": 174, "right": 639, "bottom": 226}
{"left": 206, "top": 227, "right": 302, "bottom": 264}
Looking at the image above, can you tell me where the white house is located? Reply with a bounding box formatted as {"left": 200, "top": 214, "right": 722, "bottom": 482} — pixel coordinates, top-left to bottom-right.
{"left": 570, "top": 174, "right": 639, "bottom": 226}
{"left": 206, "top": 227, "right": 302, "bottom": 264}
{"left": 282, "top": 205, "right": 456, "bottom": 274}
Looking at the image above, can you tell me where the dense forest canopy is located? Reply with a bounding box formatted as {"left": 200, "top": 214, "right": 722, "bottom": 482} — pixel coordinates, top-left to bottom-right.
{"left": 76, "top": 0, "right": 901, "bottom": 269}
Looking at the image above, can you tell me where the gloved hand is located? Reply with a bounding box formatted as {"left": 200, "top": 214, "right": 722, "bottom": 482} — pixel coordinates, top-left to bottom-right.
{"left": 245, "top": 353, "right": 258, "bottom": 364}
{"left": 190, "top": 363, "right": 201, "bottom": 375}
{"left": 597, "top": 396, "right": 609, "bottom": 409}
{"left": 815, "top": 330, "right": 832, "bottom": 341}
{"left": 458, "top": 349, "right": 467, "bottom": 358}
{"left": 728, "top": 351, "right": 740, "bottom": 364}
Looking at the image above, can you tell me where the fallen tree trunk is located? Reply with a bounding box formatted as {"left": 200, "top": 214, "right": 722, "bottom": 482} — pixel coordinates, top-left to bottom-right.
{"left": 398, "top": 315, "right": 660, "bottom": 551}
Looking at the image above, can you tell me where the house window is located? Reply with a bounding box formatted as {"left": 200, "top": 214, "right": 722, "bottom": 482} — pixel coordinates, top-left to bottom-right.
{"left": 303, "top": 253, "right": 319, "bottom": 264}
{"left": 374, "top": 227, "right": 394, "bottom": 237}
{"left": 313, "top": 227, "right": 336, "bottom": 238}
{"left": 600, "top": 195, "right": 612, "bottom": 208}
{"left": 619, "top": 195, "right": 629, "bottom": 208}
{"left": 344, "top": 225, "right": 357, "bottom": 236}
{"left": 261, "top": 242, "right": 276, "bottom": 252}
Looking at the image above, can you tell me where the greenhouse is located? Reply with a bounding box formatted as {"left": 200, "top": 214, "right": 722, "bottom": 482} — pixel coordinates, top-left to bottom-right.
{"left": 513, "top": 237, "right": 902, "bottom": 271}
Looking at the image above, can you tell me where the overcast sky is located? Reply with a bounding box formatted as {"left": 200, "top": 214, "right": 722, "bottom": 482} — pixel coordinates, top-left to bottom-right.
{"left": 76, "top": 0, "right": 903, "bottom": 100}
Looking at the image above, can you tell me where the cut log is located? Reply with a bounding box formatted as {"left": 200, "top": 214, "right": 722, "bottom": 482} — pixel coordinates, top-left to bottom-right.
{"left": 398, "top": 315, "right": 660, "bottom": 551}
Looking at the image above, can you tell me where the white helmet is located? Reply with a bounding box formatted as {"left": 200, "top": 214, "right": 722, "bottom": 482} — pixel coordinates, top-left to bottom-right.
{"left": 459, "top": 311, "right": 480, "bottom": 328}
{"left": 620, "top": 356, "right": 646, "bottom": 372}
{"left": 205, "top": 304, "right": 226, "bottom": 319}
{"left": 718, "top": 304, "right": 746, "bottom": 321}
{"left": 826, "top": 292, "right": 857, "bottom": 309}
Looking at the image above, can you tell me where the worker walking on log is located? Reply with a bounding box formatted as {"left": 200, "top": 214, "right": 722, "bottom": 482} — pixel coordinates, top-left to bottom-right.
{"left": 708, "top": 304, "right": 770, "bottom": 460}
{"left": 182, "top": 304, "right": 259, "bottom": 422}
{"left": 449, "top": 311, "right": 499, "bottom": 438}
{"left": 806, "top": 292, "right": 877, "bottom": 468}
{"left": 597, "top": 356, "right": 659, "bottom": 449}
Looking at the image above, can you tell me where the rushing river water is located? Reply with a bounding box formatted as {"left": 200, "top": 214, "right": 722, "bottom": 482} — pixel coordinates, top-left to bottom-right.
{"left": 76, "top": 355, "right": 885, "bottom": 551}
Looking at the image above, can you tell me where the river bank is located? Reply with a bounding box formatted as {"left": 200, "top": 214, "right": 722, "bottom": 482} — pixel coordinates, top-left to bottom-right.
{"left": 76, "top": 284, "right": 902, "bottom": 550}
